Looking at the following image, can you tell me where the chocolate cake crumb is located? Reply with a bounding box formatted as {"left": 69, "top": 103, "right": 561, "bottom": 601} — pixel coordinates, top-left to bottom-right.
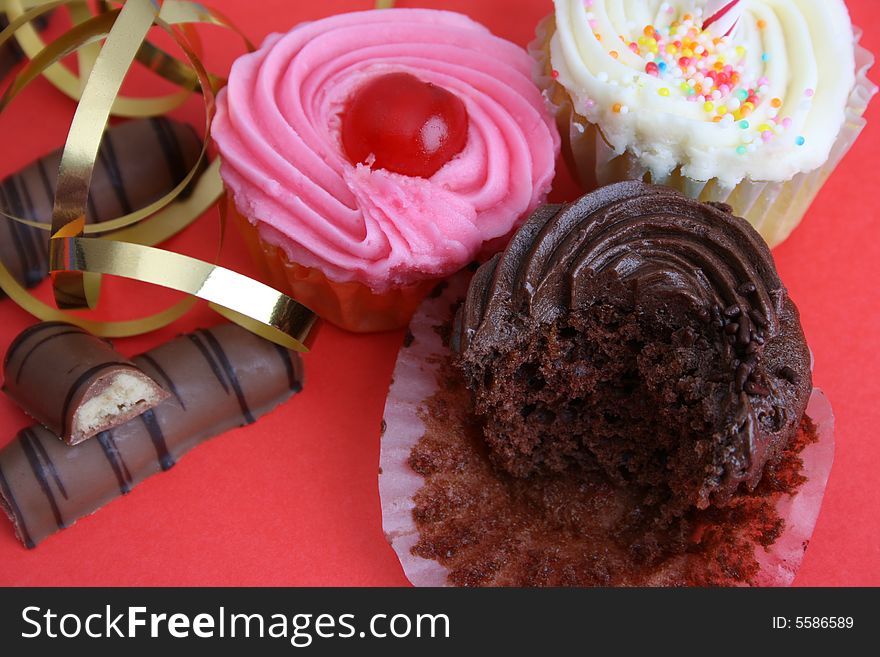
{"left": 409, "top": 353, "right": 817, "bottom": 587}
{"left": 454, "top": 183, "right": 812, "bottom": 517}
{"left": 429, "top": 281, "right": 450, "bottom": 298}
{"left": 432, "top": 306, "right": 459, "bottom": 349}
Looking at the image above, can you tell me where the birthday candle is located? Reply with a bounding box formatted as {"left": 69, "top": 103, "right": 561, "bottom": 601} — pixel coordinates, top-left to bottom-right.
{"left": 702, "top": 0, "right": 742, "bottom": 37}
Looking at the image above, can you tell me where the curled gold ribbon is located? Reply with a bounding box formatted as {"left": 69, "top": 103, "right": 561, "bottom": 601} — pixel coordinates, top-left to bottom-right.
{"left": 5, "top": 0, "right": 193, "bottom": 116}
{"left": 0, "top": 259, "right": 198, "bottom": 337}
{"left": 51, "top": 237, "right": 317, "bottom": 351}
{"left": 0, "top": 6, "right": 210, "bottom": 237}
{"left": 0, "top": 0, "right": 318, "bottom": 351}
{"left": 50, "top": 0, "right": 161, "bottom": 309}
{"left": 0, "top": 0, "right": 243, "bottom": 236}
{"left": 5, "top": 1, "right": 251, "bottom": 101}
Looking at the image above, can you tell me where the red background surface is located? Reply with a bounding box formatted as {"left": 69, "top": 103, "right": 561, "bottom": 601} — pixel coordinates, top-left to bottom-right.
{"left": 0, "top": 0, "right": 877, "bottom": 586}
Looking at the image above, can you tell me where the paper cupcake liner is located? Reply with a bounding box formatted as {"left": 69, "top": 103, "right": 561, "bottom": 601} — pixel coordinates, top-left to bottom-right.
{"left": 380, "top": 271, "right": 835, "bottom": 587}
{"left": 230, "top": 200, "right": 437, "bottom": 333}
{"left": 530, "top": 18, "right": 878, "bottom": 248}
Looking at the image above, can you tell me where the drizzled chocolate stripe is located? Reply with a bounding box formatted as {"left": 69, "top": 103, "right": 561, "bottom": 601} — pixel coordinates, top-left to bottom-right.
{"left": 0, "top": 323, "right": 303, "bottom": 547}
{"left": 1, "top": 179, "right": 40, "bottom": 283}
{"left": 35, "top": 159, "right": 54, "bottom": 208}
{"left": 150, "top": 117, "right": 189, "bottom": 187}
{"left": 5, "top": 213, "right": 36, "bottom": 285}
{"left": 0, "top": 466, "right": 34, "bottom": 549}
{"left": 273, "top": 342, "right": 301, "bottom": 392}
{"left": 3, "top": 321, "right": 79, "bottom": 367}
{"left": 187, "top": 333, "right": 230, "bottom": 393}
{"left": 28, "top": 431, "right": 68, "bottom": 500}
{"left": 14, "top": 329, "right": 88, "bottom": 383}
{"left": 96, "top": 431, "right": 133, "bottom": 495}
{"left": 19, "top": 430, "right": 66, "bottom": 530}
{"left": 13, "top": 175, "right": 46, "bottom": 283}
{"left": 140, "top": 409, "right": 175, "bottom": 471}
{"left": 12, "top": 177, "right": 42, "bottom": 274}
{"left": 97, "top": 130, "right": 134, "bottom": 215}
{"left": 87, "top": 191, "right": 100, "bottom": 224}
{"left": 0, "top": 118, "right": 203, "bottom": 294}
{"left": 139, "top": 353, "right": 186, "bottom": 410}
{"left": 198, "top": 329, "right": 255, "bottom": 424}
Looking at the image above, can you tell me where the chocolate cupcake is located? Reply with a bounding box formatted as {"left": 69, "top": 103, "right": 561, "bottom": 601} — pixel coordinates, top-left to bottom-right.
{"left": 453, "top": 181, "right": 811, "bottom": 516}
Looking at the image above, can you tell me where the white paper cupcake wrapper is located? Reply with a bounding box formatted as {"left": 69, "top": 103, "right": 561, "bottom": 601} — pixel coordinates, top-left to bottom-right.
{"left": 379, "top": 275, "right": 472, "bottom": 587}
{"left": 530, "top": 19, "right": 878, "bottom": 248}
{"left": 380, "top": 272, "right": 835, "bottom": 587}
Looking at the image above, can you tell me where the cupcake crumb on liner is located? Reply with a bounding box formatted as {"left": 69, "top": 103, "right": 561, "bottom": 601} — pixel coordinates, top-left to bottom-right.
{"left": 380, "top": 271, "right": 835, "bottom": 587}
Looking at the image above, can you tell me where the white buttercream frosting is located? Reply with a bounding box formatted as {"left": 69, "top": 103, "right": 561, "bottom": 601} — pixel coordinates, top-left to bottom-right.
{"left": 549, "top": 0, "right": 856, "bottom": 186}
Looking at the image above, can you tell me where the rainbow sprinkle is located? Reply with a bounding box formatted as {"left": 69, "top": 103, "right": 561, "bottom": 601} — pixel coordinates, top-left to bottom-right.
{"left": 584, "top": 5, "right": 814, "bottom": 155}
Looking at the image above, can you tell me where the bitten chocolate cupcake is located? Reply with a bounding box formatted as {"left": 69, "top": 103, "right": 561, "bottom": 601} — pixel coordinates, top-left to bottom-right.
{"left": 453, "top": 181, "right": 812, "bottom": 515}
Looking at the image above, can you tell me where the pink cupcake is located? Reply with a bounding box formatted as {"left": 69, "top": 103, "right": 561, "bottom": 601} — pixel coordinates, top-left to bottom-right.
{"left": 213, "top": 9, "right": 560, "bottom": 332}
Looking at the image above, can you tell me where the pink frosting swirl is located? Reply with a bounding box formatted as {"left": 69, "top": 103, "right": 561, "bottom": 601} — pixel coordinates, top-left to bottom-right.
{"left": 213, "top": 9, "right": 560, "bottom": 292}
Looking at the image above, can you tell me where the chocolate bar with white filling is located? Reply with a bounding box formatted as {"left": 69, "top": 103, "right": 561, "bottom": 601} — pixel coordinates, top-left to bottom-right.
{"left": 0, "top": 324, "right": 304, "bottom": 548}
{"left": 3, "top": 322, "right": 169, "bottom": 445}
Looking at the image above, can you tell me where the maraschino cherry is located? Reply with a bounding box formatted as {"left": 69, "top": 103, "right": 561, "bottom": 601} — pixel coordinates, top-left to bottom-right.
{"left": 341, "top": 72, "right": 469, "bottom": 178}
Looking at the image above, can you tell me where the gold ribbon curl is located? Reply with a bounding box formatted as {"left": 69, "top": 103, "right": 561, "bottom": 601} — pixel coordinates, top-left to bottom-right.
{"left": 5, "top": 0, "right": 191, "bottom": 116}
{"left": 0, "top": 1, "right": 217, "bottom": 243}
{"left": 0, "top": 0, "right": 317, "bottom": 351}
{"left": 0, "top": 1, "right": 227, "bottom": 236}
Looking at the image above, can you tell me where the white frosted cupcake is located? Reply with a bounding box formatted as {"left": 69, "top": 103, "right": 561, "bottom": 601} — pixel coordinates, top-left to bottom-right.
{"left": 532, "top": 0, "right": 876, "bottom": 247}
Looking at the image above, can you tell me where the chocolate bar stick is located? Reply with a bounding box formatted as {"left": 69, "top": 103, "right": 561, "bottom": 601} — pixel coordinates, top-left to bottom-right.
{"left": 0, "top": 117, "right": 203, "bottom": 291}
{"left": 3, "top": 322, "right": 169, "bottom": 445}
{"left": 0, "top": 324, "right": 304, "bottom": 548}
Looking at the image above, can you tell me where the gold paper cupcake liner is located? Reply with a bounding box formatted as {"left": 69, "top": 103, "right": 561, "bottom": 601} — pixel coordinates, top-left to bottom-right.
{"left": 530, "top": 17, "right": 878, "bottom": 248}
{"left": 230, "top": 201, "right": 437, "bottom": 333}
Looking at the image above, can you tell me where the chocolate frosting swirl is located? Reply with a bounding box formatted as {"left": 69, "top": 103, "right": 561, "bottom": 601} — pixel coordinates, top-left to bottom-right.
{"left": 454, "top": 181, "right": 812, "bottom": 505}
